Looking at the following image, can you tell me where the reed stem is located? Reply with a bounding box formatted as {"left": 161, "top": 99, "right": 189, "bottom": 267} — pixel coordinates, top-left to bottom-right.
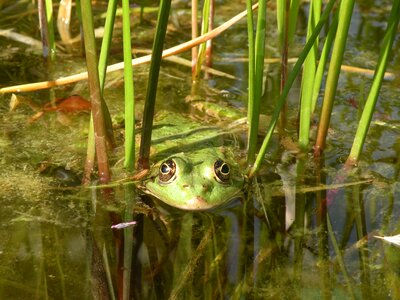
{"left": 247, "top": 0, "right": 267, "bottom": 165}
{"left": 138, "top": 0, "right": 171, "bottom": 170}
{"left": 122, "top": 0, "right": 136, "bottom": 172}
{"left": 249, "top": 0, "right": 336, "bottom": 178}
{"left": 346, "top": 0, "right": 400, "bottom": 165}
{"left": 80, "top": 0, "right": 111, "bottom": 183}
{"left": 298, "top": 0, "right": 321, "bottom": 150}
{"left": 83, "top": 0, "right": 117, "bottom": 184}
{"left": 314, "top": 0, "right": 355, "bottom": 156}
{"left": 193, "top": 0, "right": 211, "bottom": 80}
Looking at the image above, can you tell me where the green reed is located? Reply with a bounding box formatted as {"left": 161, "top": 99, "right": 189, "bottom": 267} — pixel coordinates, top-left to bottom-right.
{"left": 248, "top": 0, "right": 337, "bottom": 178}
{"left": 246, "top": 0, "right": 267, "bottom": 166}
{"left": 138, "top": 0, "right": 171, "bottom": 170}
{"left": 311, "top": 9, "right": 338, "bottom": 113}
{"left": 83, "top": 0, "right": 117, "bottom": 183}
{"left": 80, "top": 0, "right": 111, "bottom": 183}
{"left": 122, "top": 0, "right": 136, "bottom": 172}
{"left": 277, "top": 0, "right": 299, "bottom": 47}
{"left": 193, "top": 0, "right": 211, "bottom": 80}
{"left": 298, "top": 0, "right": 321, "bottom": 150}
{"left": 37, "top": 0, "right": 56, "bottom": 60}
{"left": 347, "top": 0, "right": 400, "bottom": 165}
{"left": 276, "top": 0, "right": 299, "bottom": 130}
{"left": 314, "top": 0, "right": 355, "bottom": 156}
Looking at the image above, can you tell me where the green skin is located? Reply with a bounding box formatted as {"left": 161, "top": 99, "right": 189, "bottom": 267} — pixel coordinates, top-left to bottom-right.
{"left": 140, "top": 111, "right": 245, "bottom": 210}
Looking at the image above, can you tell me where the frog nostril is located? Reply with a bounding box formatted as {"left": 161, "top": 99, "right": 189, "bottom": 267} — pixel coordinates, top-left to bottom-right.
{"left": 182, "top": 184, "right": 190, "bottom": 189}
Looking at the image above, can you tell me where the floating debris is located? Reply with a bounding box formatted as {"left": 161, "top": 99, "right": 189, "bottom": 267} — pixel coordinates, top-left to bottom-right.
{"left": 111, "top": 221, "right": 137, "bottom": 229}
{"left": 374, "top": 234, "right": 400, "bottom": 247}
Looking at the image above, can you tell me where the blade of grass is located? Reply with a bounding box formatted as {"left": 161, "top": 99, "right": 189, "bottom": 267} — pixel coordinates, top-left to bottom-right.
{"left": 83, "top": 0, "right": 117, "bottom": 184}
{"left": 276, "top": 0, "right": 300, "bottom": 131}
{"left": 38, "top": 0, "right": 56, "bottom": 60}
{"left": 245, "top": 0, "right": 255, "bottom": 163}
{"left": 122, "top": 0, "right": 136, "bottom": 172}
{"left": 46, "top": 0, "right": 56, "bottom": 59}
{"left": 248, "top": 0, "right": 337, "bottom": 178}
{"left": 193, "top": 0, "right": 210, "bottom": 80}
{"left": 278, "top": 0, "right": 289, "bottom": 130}
{"left": 311, "top": 9, "right": 338, "bottom": 113}
{"left": 298, "top": 0, "right": 321, "bottom": 150}
{"left": 288, "top": 0, "right": 300, "bottom": 44}
{"left": 204, "top": 0, "right": 214, "bottom": 79}
{"left": 191, "top": 0, "right": 198, "bottom": 73}
{"left": 247, "top": 0, "right": 267, "bottom": 165}
{"left": 138, "top": 0, "right": 171, "bottom": 170}
{"left": 346, "top": 0, "right": 400, "bottom": 165}
{"left": 277, "top": 0, "right": 300, "bottom": 47}
{"left": 314, "top": 0, "right": 355, "bottom": 156}
{"left": 98, "top": 1, "right": 117, "bottom": 148}
{"left": 80, "top": 0, "right": 110, "bottom": 183}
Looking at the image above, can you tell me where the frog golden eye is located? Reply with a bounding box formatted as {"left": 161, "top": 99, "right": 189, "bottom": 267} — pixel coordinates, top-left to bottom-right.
{"left": 159, "top": 159, "right": 176, "bottom": 182}
{"left": 214, "top": 159, "right": 230, "bottom": 183}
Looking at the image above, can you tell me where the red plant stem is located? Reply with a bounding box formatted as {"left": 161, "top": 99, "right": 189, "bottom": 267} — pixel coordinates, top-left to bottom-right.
{"left": 80, "top": 0, "right": 111, "bottom": 184}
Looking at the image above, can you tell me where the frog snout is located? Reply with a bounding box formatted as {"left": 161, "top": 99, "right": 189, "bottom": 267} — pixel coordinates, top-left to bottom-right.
{"left": 181, "top": 182, "right": 211, "bottom": 192}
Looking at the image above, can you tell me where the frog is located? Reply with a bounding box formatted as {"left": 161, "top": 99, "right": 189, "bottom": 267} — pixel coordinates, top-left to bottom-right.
{"left": 137, "top": 110, "right": 246, "bottom": 211}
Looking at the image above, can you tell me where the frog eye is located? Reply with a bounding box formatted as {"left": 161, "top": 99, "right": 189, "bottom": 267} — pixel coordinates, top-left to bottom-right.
{"left": 214, "top": 159, "right": 230, "bottom": 183}
{"left": 159, "top": 159, "right": 176, "bottom": 183}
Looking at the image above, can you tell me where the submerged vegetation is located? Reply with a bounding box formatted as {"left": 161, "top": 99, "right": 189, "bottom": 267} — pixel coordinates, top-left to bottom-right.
{"left": 0, "top": 0, "right": 400, "bottom": 298}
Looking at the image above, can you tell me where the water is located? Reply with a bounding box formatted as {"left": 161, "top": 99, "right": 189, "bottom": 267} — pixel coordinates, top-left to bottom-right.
{"left": 0, "top": 1, "right": 400, "bottom": 299}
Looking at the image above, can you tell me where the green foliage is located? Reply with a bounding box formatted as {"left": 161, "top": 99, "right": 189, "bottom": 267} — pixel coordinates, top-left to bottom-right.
{"left": 247, "top": 0, "right": 267, "bottom": 166}
{"left": 314, "top": 0, "right": 356, "bottom": 154}
{"left": 298, "top": 0, "right": 321, "bottom": 150}
{"left": 347, "top": 0, "right": 400, "bottom": 164}
{"left": 138, "top": 0, "right": 171, "bottom": 170}
{"left": 249, "top": 0, "right": 337, "bottom": 177}
{"left": 122, "top": 0, "right": 136, "bottom": 172}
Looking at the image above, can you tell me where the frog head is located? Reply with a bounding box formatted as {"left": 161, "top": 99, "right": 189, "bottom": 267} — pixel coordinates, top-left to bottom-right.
{"left": 143, "top": 149, "right": 244, "bottom": 210}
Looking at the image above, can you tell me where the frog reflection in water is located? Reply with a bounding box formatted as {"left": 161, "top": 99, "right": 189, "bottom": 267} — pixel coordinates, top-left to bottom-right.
{"left": 138, "top": 111, "right": 245, "bottom": 210}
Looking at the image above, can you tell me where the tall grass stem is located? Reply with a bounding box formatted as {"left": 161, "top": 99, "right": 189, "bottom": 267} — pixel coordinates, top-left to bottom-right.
{"left": 346, "top": 0, "right": 400, "bottom": 165}
{"left": 298, "top": 0, "right": 321, "bottom": 150}
{"left": 83, "top": 0, "right": 117, "bottom": 183}
{"left": 245, "top": 0, "right": 255, "bottom": 164}
{"left": 138, "top": 0, "right": 171, "bottom": 170}
{"left": 80, "top": 0, "right": 111, "bottom": 183}
{"left": 314, "top": 0, "right": 355, "bottom": 155}
{"left": 311, "top": 10, "right": 338, "bottom": 113}
{"left": 249, "top": 0, "right": 336, "bottom": 178}
{"left": 122, "top": 0, "right": 136, "bottom": 172}
{"left": 247, "top": 0, "right": 267, "bottom": 165}
{"left": 193, "top": 0, "right": 211, "bottom": 80}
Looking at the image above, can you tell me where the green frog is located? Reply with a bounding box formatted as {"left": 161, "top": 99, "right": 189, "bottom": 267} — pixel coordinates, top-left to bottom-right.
{"left": 137, "top": 109, "right": 246, "bottom": 211}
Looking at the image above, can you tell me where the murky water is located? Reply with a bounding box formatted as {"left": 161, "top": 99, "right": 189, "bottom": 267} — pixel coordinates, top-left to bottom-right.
{"left": 1, "top": 1, "right": 399, "bottom": 299}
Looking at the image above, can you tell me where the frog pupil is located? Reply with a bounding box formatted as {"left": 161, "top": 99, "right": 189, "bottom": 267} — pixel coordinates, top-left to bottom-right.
{"left": 214, "top": 159, "right": 230, "bottom": 182}
{"left": 159, "top": 159, "right": 176, "bottom": 182}
{"left": 161, "top": 163, "right": 170, "bottom": 174}
{"left": 221, "top": 163, "right": 230, "bottom": 174}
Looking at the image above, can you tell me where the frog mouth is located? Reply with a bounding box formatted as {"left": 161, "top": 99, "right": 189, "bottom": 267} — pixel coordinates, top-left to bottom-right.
{"left": 182, "top": 194, "right": 242, "bottom": 211}
{"left": 184, "top": 196, "right": 211, "bottom": 210}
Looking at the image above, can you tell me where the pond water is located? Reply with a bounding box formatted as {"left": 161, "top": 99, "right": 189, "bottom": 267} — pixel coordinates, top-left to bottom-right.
{"left": 1, "top": 1, "right": 400, "bottom": 299}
